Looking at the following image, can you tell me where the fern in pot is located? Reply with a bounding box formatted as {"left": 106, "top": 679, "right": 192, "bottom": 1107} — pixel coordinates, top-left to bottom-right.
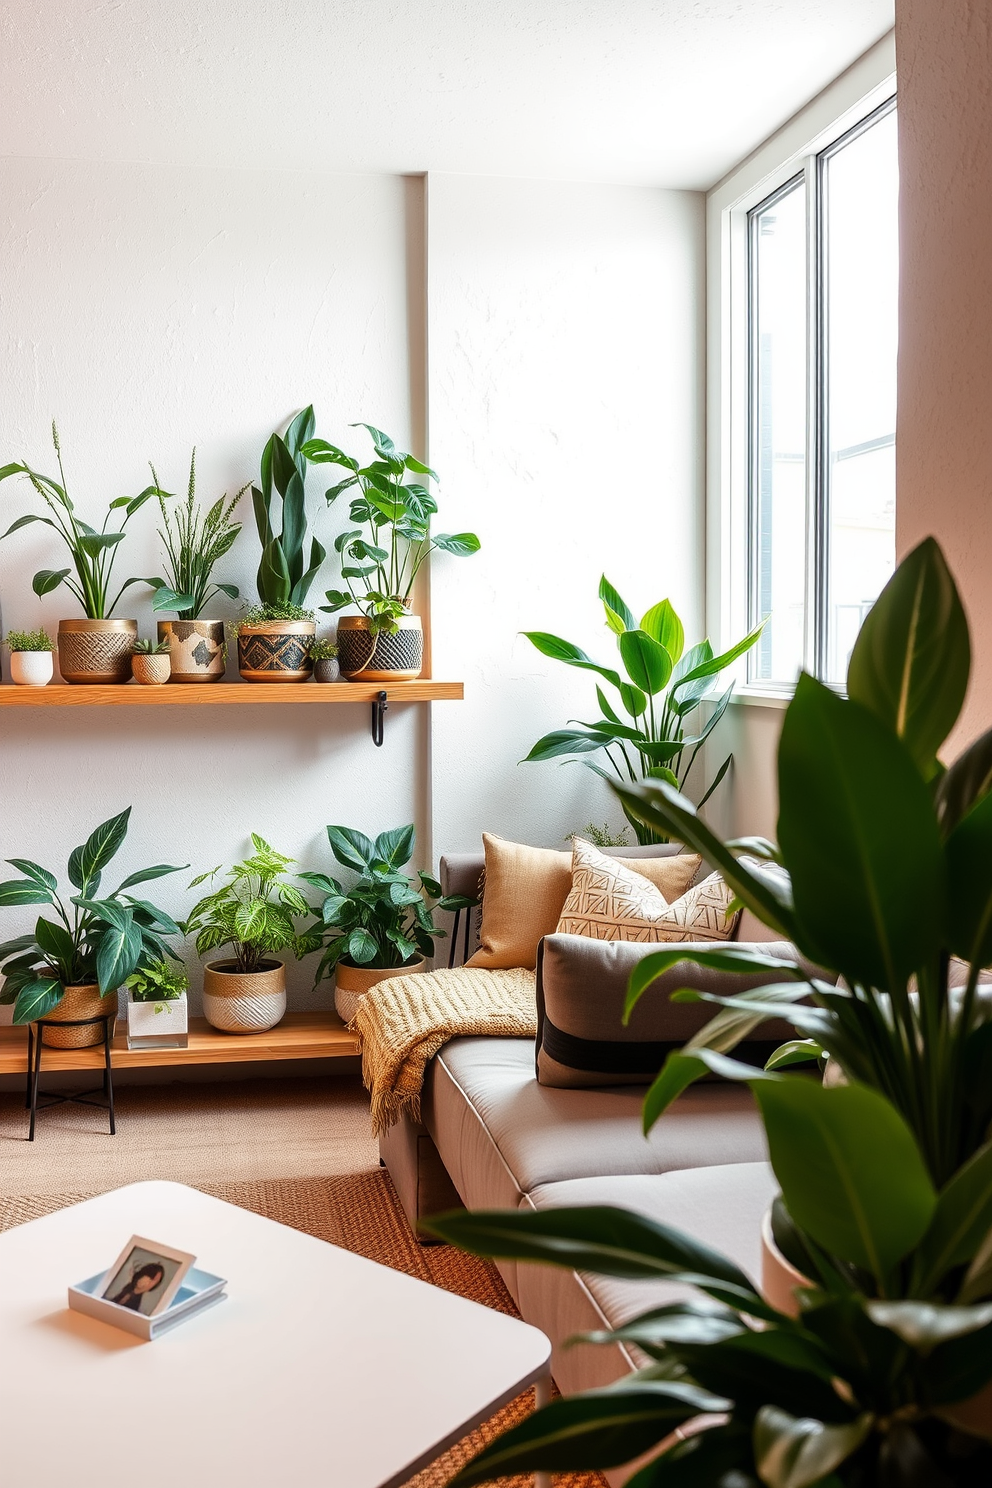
{"left": 4, "top": 629, "right": 56, "bottom": 688}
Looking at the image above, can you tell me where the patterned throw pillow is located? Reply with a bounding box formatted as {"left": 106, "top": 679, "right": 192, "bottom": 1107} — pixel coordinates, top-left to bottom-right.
{"left": 556, "top": 838, "right": 740, "bottom": 943}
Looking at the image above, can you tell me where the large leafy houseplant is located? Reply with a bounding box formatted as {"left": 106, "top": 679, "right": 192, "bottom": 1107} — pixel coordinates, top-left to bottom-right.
{"left": 0, "top": 808, "right": 185, "bottom": 1021}
{"left": 143, "top": 449, "right": 247, "bottom": 617}
{"left": 426, "top": 539, "right": 992, "bottom": 1485}
{"left": 0, "top": 423, "right": 163, "bottom": 617}
{"left": 523, "top": 577, "right": 763, "bottom": 843}
{"left": 251, "top": 406, "right": 326, "bottom": 609}
{"left": 183, "top": 835, "right": 321, "bottom": 974}
{"left": 302, "top": 424, "right": 480, "bottom": 637}
{"left": 304, "top": 824, "right": 475, "bottom": 978}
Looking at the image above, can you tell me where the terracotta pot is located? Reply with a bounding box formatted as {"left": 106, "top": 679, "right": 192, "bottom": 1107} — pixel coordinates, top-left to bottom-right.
{"left": 202, "top": 958, "right": 287, "bottom": 1032}
{"left": 58, "top": 619, "right": 137, "bottom": 684}
{"left": 237, "top": 620, "right": 315, "bottom": 683}
{"left": 312, "top": 657, "right": 340, "bottom": 683}
{"left": 9, "top": 652, "right": 54, "bottom": 686}
{"left": 337, "top": 614, "right": 423, "bottom": 682}
{"left": 39, "top": 983, "right": 118, "bottom": 1049}
{"left": 157, "top": 619, "right": 227, "bottom": 683}
{"left": 334, "top": 956, "right": 427, "bottom": 1024}
{"left": 131, "top": 653, "right": 171, "bottom": 685}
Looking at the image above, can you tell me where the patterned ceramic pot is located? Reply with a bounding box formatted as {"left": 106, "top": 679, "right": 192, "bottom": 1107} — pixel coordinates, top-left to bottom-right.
{"left": 157, "top": 619, "right": 227, "bottom": 682}
{"left": 333, "top": 957, "right": 426, "bottom": 1024}
{"left": 40, "top": 983, "right": 118, "bottom": 1049}
{"left": 202, "top": 958, "right": 287, "bottom": 1032}
{"left": 9, "top": 652, "right": 54, "bottom": 686}
{"left": 132, "top": 653, "right": 171, "bottom": 685}
{"left": 58, "top": 619, "right": 137, "bottom": 684}
{"left": 237, "top": 621, "right": 315, "bottom": 683}
{"left": 337, "top": 615, "right": 423, "bottom": 682}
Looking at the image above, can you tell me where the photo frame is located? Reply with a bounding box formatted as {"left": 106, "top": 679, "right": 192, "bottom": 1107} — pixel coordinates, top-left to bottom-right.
{"left": 98, "top": 1236, "right": 196, "bottom": 1318}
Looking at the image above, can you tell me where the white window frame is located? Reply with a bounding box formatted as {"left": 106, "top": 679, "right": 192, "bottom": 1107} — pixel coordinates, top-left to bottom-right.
{"left": 706, "top": 32, "right": 897, "bottom": 708}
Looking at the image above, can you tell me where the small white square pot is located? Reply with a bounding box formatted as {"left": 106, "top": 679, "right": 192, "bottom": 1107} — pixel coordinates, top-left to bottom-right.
{"left": 10, "top": 652, "right": 54, "bottom": 686}
{"left": 126, "top": 989, "right": 189, "bottom": 1049}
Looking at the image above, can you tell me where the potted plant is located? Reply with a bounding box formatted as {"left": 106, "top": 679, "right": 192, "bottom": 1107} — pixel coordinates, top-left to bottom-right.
{"left": 308, "top": 637, "right": 340, "bottom": 683}
{"left": 240, "top": 407, "right": 325, "bottom": 681}
{"left": 303, "top": 824, "right": 476, "bottom": 1022}
{"left": 4, "top": 629, "right": 56, "bottom": 687}
{"left": 124, "top": 958, "right": 189, "bottom": 1050}
{"left": 141, "top": 449, "right": 247, "bottom": 682}
{"left": 522, "top": 577, "right": 764, "bottom": 843}
{"left": 302, "top": 424, "right": 480, "bottom": 681}
{"left": 0, "top": 423, "right": 164, "bottom": 683}
{"left": 0, "top": 808, "right": 186, "bottom": 1048}
{"left": 183, "top": 835, "right": 321, "bottom": 1033}
{"left": 426, "top": 539, "right": 992, "bottom": 1484}
{"left": 131, "top": 636, "right": 171, "bottom": 685}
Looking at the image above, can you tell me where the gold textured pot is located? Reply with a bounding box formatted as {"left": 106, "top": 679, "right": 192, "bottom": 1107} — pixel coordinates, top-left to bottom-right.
{"left": 157, "top": 619, "right": 226, "bottom": 682}
{"left": 40, "top": 983, "right": 118, "bottom": 1049}
{"left": 237, "top": 620, "right": 315, "bottom": 683}
{"left": 132, "top": 653, "right": 171, "bottom": 685}
{"left": 337, "top": 614, "right": 423, "bottom": 682}
{"left": 334, "top": 956, "right": 426, "bottom": 1024}
{"left": 58, "top": 619, "right": 137, "bottom": 685}
{"left": 202, "top": 958, "right": 287, "bottom": 1032}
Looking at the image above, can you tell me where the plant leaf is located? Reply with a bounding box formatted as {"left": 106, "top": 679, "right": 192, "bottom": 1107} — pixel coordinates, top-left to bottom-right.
{"left": 12, "top": 977, "right": 63, "bottom": 1023}
{"left": 0, "top": 879, "right": 54, "bottom": 907}
{"left": 521, "top": 632, "right": 621, "bottom": 689}
{"left": 619, "top": 630, "right": 673, "bottom": 695}
{"left": 640, "top": 600, "right": 685, "bottom": 663}
{"left": 326, "top": 826, "right": 376, "bottom": 872}
{"left": 599, "top": 576, "right": 636, "bottom": 632}
{"left": 6, "top": 859, "right": 57, "bottom": 892}
{"left": 753, "top": 1405, "right": 872, "bottom": 1488}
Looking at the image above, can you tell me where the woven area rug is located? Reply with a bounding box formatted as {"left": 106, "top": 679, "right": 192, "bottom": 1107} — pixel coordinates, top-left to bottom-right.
{"left": 0, "top": 1171, "right": 606, "bottom": 1488}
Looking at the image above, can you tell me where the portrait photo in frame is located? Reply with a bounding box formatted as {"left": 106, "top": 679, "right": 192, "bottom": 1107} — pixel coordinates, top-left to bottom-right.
{"left": 99, "top": 1236, "right": 195, "bottom": 1318}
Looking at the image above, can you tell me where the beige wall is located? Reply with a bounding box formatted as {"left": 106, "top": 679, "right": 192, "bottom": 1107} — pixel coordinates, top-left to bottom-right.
{"left": 896, "top": 0, "right": 992, "bottom": 749}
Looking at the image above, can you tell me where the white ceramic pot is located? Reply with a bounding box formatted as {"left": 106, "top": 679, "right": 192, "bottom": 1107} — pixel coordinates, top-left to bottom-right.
{"left": 202, "top": 958, "right": 286, "bottom": 1032}
{"left": 126, "top": 989, "right": 189, "bottom": 1050}
{"left": 9, "top": 651, "right": 54, "bottom": 686}
{"left": 334, "top": 957, "right": 426, "bottom": 1024}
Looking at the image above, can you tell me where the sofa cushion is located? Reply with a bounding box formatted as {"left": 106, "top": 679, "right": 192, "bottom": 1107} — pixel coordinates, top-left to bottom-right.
{"left": 557, "top": 839, "right": 736, "bottom": 944}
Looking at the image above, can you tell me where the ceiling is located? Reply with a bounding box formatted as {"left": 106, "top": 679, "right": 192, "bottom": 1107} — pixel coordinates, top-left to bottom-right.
{"left": 2, "top": 1, "right": 894, "bottom": 190}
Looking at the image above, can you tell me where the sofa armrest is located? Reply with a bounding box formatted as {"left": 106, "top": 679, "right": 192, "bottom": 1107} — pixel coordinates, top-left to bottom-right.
{"left": 439, "top": 853, "right": 485, "bottom": 899}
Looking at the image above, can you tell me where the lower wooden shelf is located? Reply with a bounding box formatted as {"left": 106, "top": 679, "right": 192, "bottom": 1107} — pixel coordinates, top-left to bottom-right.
{"left": 0, "top": 1012, "right": 360, "bottom": 1075}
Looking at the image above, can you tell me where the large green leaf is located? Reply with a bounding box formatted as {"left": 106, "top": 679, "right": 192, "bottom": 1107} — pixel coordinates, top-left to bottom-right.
{"left": 621, "top": 1426, "right": 753, "bottom": 1488}
{"left": 373, "top": 825, "right": 416, "bottom": 869}
{"left": 95, "top": 913, "right": 142, "bottom": 992}
{"left": 258, "top": 535, "right": 292, "bottom": 607}
{"left": 326, "top": 826, "right": 377, "bottom": 872}
{"left": 934, "top": 725, "right": 992, "bottom": 837}
{"left": 753, "top": 1405, "right": 872, "bottom": 1488}
{"left": 916, "top": 1144, "right": 992, "bottom": 1292}
{"left": 946, "top": 791, "right": 992, "bottom": 967}
{"left": 619, "top": 630, "right": 673, "bottom": 695}
{"left": 599, "top": 576, "right": 636, "bottom": 632}
{"left": 641, "top": 600, "right": 684, "bottom": 663}
{"left": 67, "top": 809, "right": 131, "bottom": 894}
{"left": 12, "top": 977, "right": 63, "bottom": 1023}
{"left": 521, "top": 632, "right": 621, "bottom": 688}
{"left": 776, "top": 674, "right": 944, "bottom": 987}
{"left": 0, "top": 879, "right": 54, "bottom": 907}
{"left": 522, "top": 729, "right": 609, "bottom": 762}
{"left": 669, "top": 622, "right": 765, "bottom": 707}
{"left": 31, "top": 568, "right": 71, "bottom": 597}
{"left": 6, "top": 859, "right": 57, "bottom": 892}
{"left": 432, "top": 531, "right": 480, "bottom": 556}
{"left": 625, "top": 945, "right": 803, "bottom": 1019}
{"left": 33, "top": 917, "right": 75, "bottom": 967}
{"left": 847, "top": 536, "right": 969, "bottom": 779}
{"left": 114, "top": 863, "right": 186, "bottom": 892}
{"left": 754, "top": 1079, "right": 937, "bottom": 1279}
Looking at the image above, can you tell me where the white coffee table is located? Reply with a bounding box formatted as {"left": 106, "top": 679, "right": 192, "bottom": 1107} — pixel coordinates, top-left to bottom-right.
{"left": 0, "top": 1180, "right": 552, "bottom": 1488}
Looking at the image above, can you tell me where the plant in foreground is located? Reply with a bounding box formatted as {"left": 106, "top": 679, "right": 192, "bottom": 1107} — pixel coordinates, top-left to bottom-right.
{"left": 251, "top": 406, "right": 326, "bottom": 609}
{"left": 303, "top": 825, "right": 476, "bottom": 976}
{"left": 426, "top": 539, "right": 992, "bottom": 1486}
{"left": 0, "top": 809, "right": 186, "bottom": 1021}
{"left": 125, "top": 958, "right": 188, "bottom": 1004}
{"left": 4, "top": 630, "right": 55, "bottom": 653}
{"left": 183, "top": 836, "right": 321, "bottom": 975}
{"left": 523, "top": 577, "right": 763, "bottom": 843}
{"left": 143, "top": 449, "right": 247, "bottom": 618}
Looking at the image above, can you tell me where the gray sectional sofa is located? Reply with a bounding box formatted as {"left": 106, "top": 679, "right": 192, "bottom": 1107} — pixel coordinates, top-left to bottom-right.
{"left": 379, "top": 847, "right": 812, "bottom": 1401}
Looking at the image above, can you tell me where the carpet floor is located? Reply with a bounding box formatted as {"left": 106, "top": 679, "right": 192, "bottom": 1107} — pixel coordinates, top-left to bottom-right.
{"left": 0, "top": 1080, "right": 606, "bottom": 1488}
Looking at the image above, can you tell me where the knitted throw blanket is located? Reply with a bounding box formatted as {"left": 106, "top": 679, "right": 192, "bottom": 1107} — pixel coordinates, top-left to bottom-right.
{"left": 352, "top": 966, "right": 537, "bottom": 1136}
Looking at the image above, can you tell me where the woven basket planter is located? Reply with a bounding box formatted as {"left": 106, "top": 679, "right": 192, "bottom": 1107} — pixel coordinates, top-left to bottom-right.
{"left": 58, "top": 619, "right": 137, "bottom": 684}
{"left": 39, "top": 983, "right": 118, "bottom": 1049}
{"left": 237, "top": 621, "right": 315, "bottom": 683}
{"left": 337, "top": 615, "right": 423, "bottom": 682}
{"left": 202, "top": 959, "right": 287, "bottom": 1032}
{"left": 157, "top": 619, "right": 226, "bottom": 682}
{"left": 334, "top": 957, "right": 426, "bottom": 1024}
{"left": 132, "top": 653, "right": 171, "bottom": 685}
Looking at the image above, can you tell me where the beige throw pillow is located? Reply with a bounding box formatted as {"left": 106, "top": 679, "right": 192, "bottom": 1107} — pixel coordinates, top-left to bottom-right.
{"left": 467, "top": 834, "right": 702, "bottom": 970}
{"left": 556, "top": 838, "right": 740, "bottom": 944}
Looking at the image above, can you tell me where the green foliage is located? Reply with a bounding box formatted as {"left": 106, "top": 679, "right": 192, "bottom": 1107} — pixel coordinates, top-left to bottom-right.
{"left": 182, "top": 835, "right": 320, "bottom": 974}
{"left": 4, "top": 629, "right": 55, "bottom": 653}
{"left": 307, "top": 637, "right": 339, "bottom": 661}
{"left": 568, "top": 823, "right": 631, "bottom": 848}
{"left": 251, "top": 407, "right": 326, "bottom": 608}
{"left": 304, "top": 824, "right": 476, "bottom": 977}
{"left": 0, "top": 809, "right": 186, "bottom": 1021}
{"left": 305, "top": 424, "right": 480, "bottom": 638}
{"left": 125, "top": 957, "right": 188, "bottom": 1003}
{"left": 132, "top": 636, "right": 171, "bottom": 654}
{"left": 142, "top": 449, "right": 246, "bottom": 619}
{"left": 0, "top": 423, "right": 165, "bottom": 618}
{"left": 522, "top": 578, "right": 764, "bottom": 844}
{"left": 233, "top": 602, "right": 315, "bottom": 633}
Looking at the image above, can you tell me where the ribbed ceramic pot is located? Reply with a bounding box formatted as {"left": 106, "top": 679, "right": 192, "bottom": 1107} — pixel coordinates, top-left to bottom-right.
{"left": 157, "top": 619, "right": 226, "bottom": 683}
{"left": 9, "top": 652, "right": 54, "bottom": 686}
{"left": 39, "top": 983, "right": 118, "bottom": 1049}
{"left": 58, "top": 619, "right": 137, "bottom": 684}
{"left": 337, "top": 615, "right": 423, "bottom": 682}
{"left": 202, "top": 958, "right": 287, "bottom": 1032}
{"left": 132, "top": 653, "right": 171, "bottom": 685}
{"left": 334, "top": 956, "right": 426, "bottom": 1024}
{"left": 237, "top": 621, "right": 315, "bottom": 683}
{"left": 312, "top": 656, "right": 340, "bottom": 683}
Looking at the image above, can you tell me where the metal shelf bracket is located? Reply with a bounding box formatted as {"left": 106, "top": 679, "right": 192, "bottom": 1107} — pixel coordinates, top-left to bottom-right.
{"left": 371, "top": 690, "right": 388, "bottom": 746}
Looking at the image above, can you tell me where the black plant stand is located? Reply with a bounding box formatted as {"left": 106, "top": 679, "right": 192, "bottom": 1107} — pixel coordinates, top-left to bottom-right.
{"left": 25, "top": 1015, "right": 116, "bottom": 1141}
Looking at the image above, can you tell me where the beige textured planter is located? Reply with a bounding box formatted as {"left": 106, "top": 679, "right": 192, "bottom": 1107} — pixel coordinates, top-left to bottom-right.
{"left": 202, "top": 958, "right": 287, "bottom": 1032}
{"left": 58, "top": 619, "right": 137, "bottom": 684}
{"left": 9, "top": 652, "right": 54, "bottom": 686}
{"left": 337, "top": 614, "right": 423, "bottom": 682}
{"left": 131, "top": 653, "right": 171, "bottom": 685}
{"left": 237, "top": 620, "right": 315, "bottom": 683}
{"left": 157, "top": 619, "right": 226, "bottom": 682}
{"left": 39, "top": 983, "right": 118, "bottom": 1049}
{"left": 334, "top": 956, "right": 426, "bottom": 1024}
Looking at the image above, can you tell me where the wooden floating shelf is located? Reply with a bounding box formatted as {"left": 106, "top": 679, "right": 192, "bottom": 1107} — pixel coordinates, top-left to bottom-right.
{"left": 0, "top": 681, "right": 463, "bottom": 707}
{"left": 0, "top": 1012, "right": 360, "bottom": 1075}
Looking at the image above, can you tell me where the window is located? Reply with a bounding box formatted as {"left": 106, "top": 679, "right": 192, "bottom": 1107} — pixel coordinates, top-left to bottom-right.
{"left": 747, "top": 98, "right": 898, "bottom": 689}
